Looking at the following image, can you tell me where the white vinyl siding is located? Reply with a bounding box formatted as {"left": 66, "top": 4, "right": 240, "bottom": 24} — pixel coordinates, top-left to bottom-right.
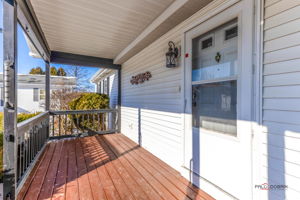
{"left": 262, "top": 0, "right": 300, "bottom": 199}
{"left": 96, "top": 71, "right": 118, "bottom": 109}
{"left": 120, "top": 15, "right": 182, "bottom": 171}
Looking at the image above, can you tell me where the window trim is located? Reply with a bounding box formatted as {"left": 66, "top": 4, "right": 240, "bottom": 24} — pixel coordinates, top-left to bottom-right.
{"left": 192, "top": 75, "right": 237, "bottom": 85}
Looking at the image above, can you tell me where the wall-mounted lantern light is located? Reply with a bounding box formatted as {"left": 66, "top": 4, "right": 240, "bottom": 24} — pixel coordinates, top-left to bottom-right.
{"left": 166, "top": 41, "right": 178, "bottom": 68}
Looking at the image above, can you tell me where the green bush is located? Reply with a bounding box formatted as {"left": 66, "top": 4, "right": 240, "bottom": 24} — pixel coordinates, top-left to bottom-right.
{"left": 17, "top": 112, "right": 41, "bottom": 123}
{"left": 69, "top": 93, "right": 109, "bottom": 110}
{"left": 0, "top": 112, "right": 3, "bottom": 133}
{"left": 69, "top": 93, "right": 109, "bottom": 131}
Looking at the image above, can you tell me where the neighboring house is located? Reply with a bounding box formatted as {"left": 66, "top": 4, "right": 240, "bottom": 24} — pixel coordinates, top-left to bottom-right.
{"left": 90, "top": 69, "right": 118, "bottom": 109}
{"left": 0, "top": 73, "right": 76, "bottom": 113}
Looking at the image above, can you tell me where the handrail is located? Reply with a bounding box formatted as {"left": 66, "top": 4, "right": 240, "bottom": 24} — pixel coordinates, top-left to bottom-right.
{"left": 49, "top": 109, "right": 119, "bottom": 138}
{"left": 49, "top": 109, "right": 117, "bottom": 115}
{"left": 17, "top": 111, "right": 49, "bottom": 132}
{"left": 16, "top": 111, "right": 50, "bottom": 187}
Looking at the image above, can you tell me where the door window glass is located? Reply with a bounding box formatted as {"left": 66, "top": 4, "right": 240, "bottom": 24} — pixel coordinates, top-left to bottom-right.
{"left": 192, "top": 19, "right": 238, "bottom": 136}
{"left": 192, "top": 81, "right": 237, "bottom": 136}
{"left": 192, "top": 19, "right": 238, "bottom": 82}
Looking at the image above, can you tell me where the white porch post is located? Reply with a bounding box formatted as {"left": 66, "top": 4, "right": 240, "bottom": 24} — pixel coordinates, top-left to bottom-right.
{"left": 117, "top": 68, "right": 121, "bottom": 133}
{"left": 45, "top": 61, "right": 50, "bottom": 111}
{"left": 3, "top": 0, "right": 18, "bottom": 199}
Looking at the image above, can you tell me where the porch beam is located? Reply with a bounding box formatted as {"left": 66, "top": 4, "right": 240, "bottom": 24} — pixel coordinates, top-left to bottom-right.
{"left": 50, "top": 51, "right": 121, "bottom": 69}
{"left": 3, "top": 0, "right": 18, "bottom": 198}
{"left": 16, "top": 0, "right": 51, "bottom": 61}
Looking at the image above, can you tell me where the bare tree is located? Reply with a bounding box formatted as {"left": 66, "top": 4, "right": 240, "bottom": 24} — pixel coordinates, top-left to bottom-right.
{"left": 50, "top": 88, "right": 82, "bottom": 111}
{"left": 66, "top": 66, "right": 93, "bottom": 91}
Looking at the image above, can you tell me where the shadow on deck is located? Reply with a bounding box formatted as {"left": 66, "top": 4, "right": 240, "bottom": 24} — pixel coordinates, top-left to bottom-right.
{"left": 17, "top": 133, "right": 214, "bottom": 200}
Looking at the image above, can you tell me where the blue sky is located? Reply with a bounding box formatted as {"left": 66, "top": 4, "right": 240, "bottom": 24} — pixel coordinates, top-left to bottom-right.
{"left": 0, "top": 2, "right": 99, "bottom": 90}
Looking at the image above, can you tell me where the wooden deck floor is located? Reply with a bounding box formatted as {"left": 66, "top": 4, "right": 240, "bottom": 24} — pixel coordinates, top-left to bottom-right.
{"left": 17, "top": 133, "right": 214, "bottom": 200}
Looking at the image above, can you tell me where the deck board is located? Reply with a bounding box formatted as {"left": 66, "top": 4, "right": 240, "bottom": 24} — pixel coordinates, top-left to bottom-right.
{"left": 18, "top": 134, "right": 215, "bottom": 200}
{"left": 66, "top": 140, "right": 80, "bottom": 200}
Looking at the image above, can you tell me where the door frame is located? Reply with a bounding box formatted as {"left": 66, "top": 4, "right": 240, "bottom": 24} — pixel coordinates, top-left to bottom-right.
{"left": 180, "top": 1, "right": 255, "bottom": 199}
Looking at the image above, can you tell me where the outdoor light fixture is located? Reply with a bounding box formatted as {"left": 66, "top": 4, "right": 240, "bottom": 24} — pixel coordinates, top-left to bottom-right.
{"left": 166, "top": 41, "right": 178, "bottom": 68}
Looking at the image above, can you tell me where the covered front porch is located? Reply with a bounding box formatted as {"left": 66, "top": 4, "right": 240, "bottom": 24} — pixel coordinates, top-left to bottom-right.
{"left": 2, "top": 0, "right": 228, "bottom": 199}
{"left": 17, "top": 134, "right": 214, "bottom": 200}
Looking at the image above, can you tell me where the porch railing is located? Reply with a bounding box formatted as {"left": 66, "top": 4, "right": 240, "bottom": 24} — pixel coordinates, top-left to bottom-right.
{"left": 49, "top": 109, "right": 119, "bottom": 138}
{"left": 16, "top": 112, "right": 49, "bottom": 186}
{"left": 15, "top": 109, "right": 119, "bottom": 191}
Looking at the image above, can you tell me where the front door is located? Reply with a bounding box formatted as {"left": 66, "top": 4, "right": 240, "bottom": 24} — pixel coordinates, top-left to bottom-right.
{"left": 184, "top": 10, "right": 253, "bottom": 199}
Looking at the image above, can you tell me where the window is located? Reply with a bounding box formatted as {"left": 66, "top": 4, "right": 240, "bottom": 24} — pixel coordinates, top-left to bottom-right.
{"left": 225, "top": 26, "right": 238, "bottom": 40}
{"left": 202, "top": 37, "right": 213, "bottom": 49}
{"left": 33, "top": 88, "right": 39, "bottom": 102}
{"left": 39, "top": 89, "right": 45, "bottom": 100}
{"left": 192, "top": 19, "right": 238, "bottom": 136}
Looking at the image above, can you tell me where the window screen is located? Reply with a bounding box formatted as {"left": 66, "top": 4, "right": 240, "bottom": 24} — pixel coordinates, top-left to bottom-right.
{"left": 33, "top": 88, "right": 39, "bottom": 102}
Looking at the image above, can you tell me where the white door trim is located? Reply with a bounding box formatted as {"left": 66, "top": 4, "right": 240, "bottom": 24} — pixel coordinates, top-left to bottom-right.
{"left": 180, "top": 1, "right": 255, "bottom": 199}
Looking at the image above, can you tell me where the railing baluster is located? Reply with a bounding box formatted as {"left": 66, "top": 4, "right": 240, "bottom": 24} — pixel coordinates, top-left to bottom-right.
{"left": 29, "top": 130, "right": 32, "bottom": 164}
{"left": 92, "top": 114, "right": 95, "bottom": 131}
{"left": 52, "top": 115, "right": 55, "bottom": 137}
{"left": 25, "top": 132, "right": 27, "bottom": 172}
{"left": 65, "top": 114, "right": 67, "bottom": 135}
{"left": 18, "top": 135, "right": 21, "bottom": 181}
{"left": 22, "top": 133, "right": 25, "bottom": 175}
{"left": 76, "top": 114, "right": 79, "bottom": 135}
{"left": 70, "top": 116, "right": 73, "bottom": 135}
{"left": 102, "top": 113, "right": 105, "bottom": 131}
{"left": 58, "top": 115, "right": 61, "bottom": 136}
{"left": 97, "top": 114, "right": 100, "bottom": 131}
{"left": 106, "top": 112, "right": 108, "bottom": 131}
{"left": 87, "top": 114, "right": 90, "bottom": 131}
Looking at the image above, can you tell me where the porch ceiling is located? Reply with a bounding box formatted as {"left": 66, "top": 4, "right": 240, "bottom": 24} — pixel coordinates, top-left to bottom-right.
{"left": 29, "top": 0, "right": 213, "bottom": 64}
{"left": 29, "top": 0, "right": 174, "bottom": 59}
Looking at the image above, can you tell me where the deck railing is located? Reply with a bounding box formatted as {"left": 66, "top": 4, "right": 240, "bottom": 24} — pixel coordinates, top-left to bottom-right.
{"left": 49, "top": 109, "right": 119, "bottom": 138}
{"left": 16, "top": 112, "right": 49, "bottom": 186}
{"left": 15, "top": 109, "right": 118, "bottom": 190}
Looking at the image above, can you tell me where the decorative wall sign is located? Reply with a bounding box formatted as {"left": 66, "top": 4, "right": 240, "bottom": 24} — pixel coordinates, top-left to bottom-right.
{"left": 130, "top": 71, "right": 152, "bottom": 85}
